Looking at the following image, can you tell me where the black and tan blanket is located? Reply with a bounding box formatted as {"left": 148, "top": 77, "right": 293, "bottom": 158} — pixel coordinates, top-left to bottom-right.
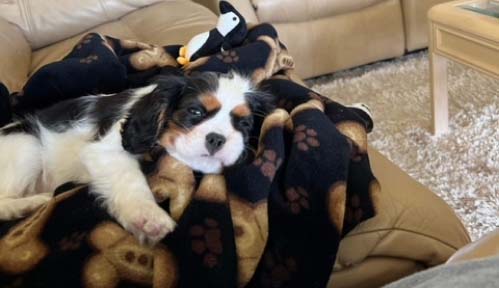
{"left": 0, "top": 23, "right": 379, "bottom": 288}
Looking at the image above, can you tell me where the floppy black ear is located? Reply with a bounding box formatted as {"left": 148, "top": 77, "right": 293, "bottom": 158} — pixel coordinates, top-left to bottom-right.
{"left": 0, "top": 83, "right": 12, "bottom": 127}
{"left": 122, "top": 76, "right": 185, "bottom": 154}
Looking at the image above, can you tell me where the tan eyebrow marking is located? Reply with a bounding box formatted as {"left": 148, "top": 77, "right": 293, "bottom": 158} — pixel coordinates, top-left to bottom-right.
{"left": 159, "top": 122, "right": 186, "bottom": 148}
{"left": 200, "top": 94, "right": 221, "bottom": 112}
{"left": 232, "top": 104, "right": 251, "bottom": 117}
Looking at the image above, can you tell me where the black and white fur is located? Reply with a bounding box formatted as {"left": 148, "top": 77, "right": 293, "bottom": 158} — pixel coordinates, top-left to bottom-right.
{"left": 0, "top": 72, "right": 271, "bottom": 244}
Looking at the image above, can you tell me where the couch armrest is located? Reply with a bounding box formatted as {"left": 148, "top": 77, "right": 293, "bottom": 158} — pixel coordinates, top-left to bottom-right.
{"left": 447, "top": 229, "right": 499, "bottom": 264}
{"left": 0, "top": 17, "right": 31, "bottom": 93}
{"left": 329, "top": 147, "right": 471, "bottom": 287}
{"left": 192, "top": 0, "right": 259, "bottom": 25}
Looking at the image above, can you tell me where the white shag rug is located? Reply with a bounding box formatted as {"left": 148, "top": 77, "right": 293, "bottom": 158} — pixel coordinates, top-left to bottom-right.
{"left": 308, "top": 51, "right": 499, "bottom": 241}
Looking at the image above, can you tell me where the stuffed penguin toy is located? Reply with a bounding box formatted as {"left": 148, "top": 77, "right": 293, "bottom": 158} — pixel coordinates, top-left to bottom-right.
{"left": 177, "top": 1, "right": 247, "bottom": 65}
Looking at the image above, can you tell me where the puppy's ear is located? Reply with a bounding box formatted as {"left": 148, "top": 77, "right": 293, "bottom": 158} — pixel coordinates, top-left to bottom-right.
{"left": 122, "top": 76, "right": 185, "bottom": 154}
{"left": 247, "top": 87, "right": 277, "bottom": 117}
{"left": 0, "top": 83, "right": 12, "bottom": 127}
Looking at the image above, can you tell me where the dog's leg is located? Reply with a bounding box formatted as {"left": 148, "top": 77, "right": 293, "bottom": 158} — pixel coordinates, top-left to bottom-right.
{"left": 0, "top": 133, "right": 47, "bottom": 220}
{"left": 80, "top": 128, "right": 176, "bottom": 245}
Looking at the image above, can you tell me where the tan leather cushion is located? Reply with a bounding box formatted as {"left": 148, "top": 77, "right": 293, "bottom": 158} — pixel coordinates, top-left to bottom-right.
{"left": 401, "top": 0, "right": 452, "bottom": 51}
{"left": 252, "top": 0, "right": 386, "bottom": 23}
{"left": 30, "top": 0, "right": 217, "bottom": 76}
{"left": 274, "top": 0, "right": 405, "bottom": 79}
{"left": 0, "top": 17, "right": 31, "bottom": 92}
{"left": 329, "top": 147, "right": 471, "bottom": 288}
{"left": 0, "top": 0, "right": 165, "bottom": 49}
{"left": 447, "top": 229, "right": 499, "bottom": 264}
{"left": 329, "top": 257, "right": 425, "bottom": 288}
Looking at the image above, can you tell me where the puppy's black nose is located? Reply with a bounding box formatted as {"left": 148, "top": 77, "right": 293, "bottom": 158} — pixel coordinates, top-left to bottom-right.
{"left": 205, "top": 133, "right": 226, "bottom": 155}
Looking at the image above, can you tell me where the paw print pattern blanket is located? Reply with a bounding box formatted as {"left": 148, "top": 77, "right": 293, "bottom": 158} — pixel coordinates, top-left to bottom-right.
{"left": 0, "top": 23, "right": 379, "bottom": 288}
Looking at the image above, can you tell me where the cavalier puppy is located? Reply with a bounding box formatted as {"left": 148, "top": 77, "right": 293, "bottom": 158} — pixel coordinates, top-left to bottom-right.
{"left": 0, "top": 72, "right": 271, "bottom": 244}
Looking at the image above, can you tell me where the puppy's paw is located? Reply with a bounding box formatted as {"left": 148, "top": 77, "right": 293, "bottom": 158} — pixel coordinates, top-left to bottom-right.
{"left": 30, "top": 193, "right": 53, "bottom": 206}
{"left": 115, "top": 200, "right": 176, "bottom": 245}
{"left": 0, "top": 194, "right": 53, "bottom": 220}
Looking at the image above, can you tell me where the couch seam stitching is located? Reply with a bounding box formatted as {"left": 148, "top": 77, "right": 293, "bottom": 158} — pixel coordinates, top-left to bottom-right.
{"left": 333, "top": 254, "right": 429, "bottom": 273}
{"left": 343, "top": 227, "right": 464, "bottom": 250}
{"left": 98, "top": 0, "right": 112, "bottom": 21}
{"left": 20, "top": 0, "right": 34, "bottom": 44}
{"left": 117, "top": 17, "right": 140, "bottom": 42}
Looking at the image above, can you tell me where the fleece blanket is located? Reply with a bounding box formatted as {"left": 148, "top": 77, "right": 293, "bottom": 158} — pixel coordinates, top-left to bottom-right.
{"left": 0, "top": 24, "right": 379, "bottom": 288}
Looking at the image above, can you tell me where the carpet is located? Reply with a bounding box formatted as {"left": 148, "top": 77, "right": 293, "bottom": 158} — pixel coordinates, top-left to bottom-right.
{"left": 308, "top": 51, "right": 499, "bottom": 240}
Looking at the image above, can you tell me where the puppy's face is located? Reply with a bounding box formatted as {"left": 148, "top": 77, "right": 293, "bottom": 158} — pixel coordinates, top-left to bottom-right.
{"left": 158, "top": 73, "right": 263, "bottom": 174}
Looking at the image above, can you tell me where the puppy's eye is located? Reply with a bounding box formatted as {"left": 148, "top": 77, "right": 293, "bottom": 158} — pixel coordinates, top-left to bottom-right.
{"left": 233, "top": 17, "right": 237, "bottom": 21}
{"left": 188, "top": 107, "right": 204, "bottom": 117}
{"left": 239, "top": 119, "right": 252, "bottom": 129}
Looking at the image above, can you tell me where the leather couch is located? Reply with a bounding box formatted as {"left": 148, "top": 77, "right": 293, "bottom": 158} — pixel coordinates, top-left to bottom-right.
{"left": 384, "top": 229, "right": 499, "bottom": 287}
{"left": 447, "top": 229, "right": 499, "bottom": 264}
{"left": 198, "top": 0, "right": 453, "bottom": 78}
{"left": 0, "top": 1, "right": 470, "bottom": 287}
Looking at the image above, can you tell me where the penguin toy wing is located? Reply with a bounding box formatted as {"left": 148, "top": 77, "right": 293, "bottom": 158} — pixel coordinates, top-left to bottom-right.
{"left": 177, "top": 30, "right": 223, "bottom": 65}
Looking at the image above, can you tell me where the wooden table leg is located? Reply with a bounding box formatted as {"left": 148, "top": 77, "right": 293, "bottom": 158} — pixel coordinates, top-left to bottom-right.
{"left": 430, "top": 52, "right": 449, "bottom": 135}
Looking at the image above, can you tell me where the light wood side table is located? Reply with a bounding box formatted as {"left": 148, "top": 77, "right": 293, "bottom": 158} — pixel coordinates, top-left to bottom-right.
{"left": 428, "top": 0, "right": 499, "bottom": 135}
